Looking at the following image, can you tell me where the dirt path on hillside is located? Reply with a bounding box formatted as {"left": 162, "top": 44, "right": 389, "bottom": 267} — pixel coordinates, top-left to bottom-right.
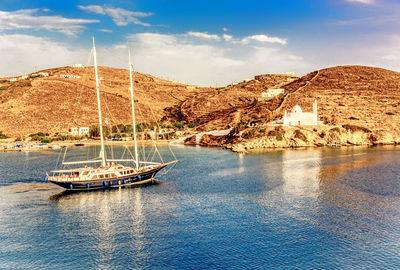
{"left": 275, "top": 70, "right": 320, "bottom": 112}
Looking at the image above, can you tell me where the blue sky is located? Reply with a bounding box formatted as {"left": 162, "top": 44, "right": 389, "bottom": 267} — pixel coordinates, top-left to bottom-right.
{"left": 0, "top": 0, "right": 399, "bottom": 85}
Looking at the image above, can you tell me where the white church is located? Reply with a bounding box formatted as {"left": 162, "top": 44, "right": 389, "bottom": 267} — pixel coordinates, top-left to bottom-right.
{"left": 270, "top": 100, "right": 323, "bottom": 126}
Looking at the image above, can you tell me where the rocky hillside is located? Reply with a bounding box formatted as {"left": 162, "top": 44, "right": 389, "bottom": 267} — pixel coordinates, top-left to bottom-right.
{"left": 176, "top": 66, "right": 400, "bottom": 137}
{"left": 279, "top": 66, "right": 400, "bottom": 135}
{"left": 1, "top": 65, "right": 400, "bottom": 144}
{"left": 177, "top": 65, "right": 400, "bottom": 150}
{"left": 0, "top": 66, "right": 208, "bottom": 137}
{"left": 167, "top": 74, "right": 299, "bottom": 130}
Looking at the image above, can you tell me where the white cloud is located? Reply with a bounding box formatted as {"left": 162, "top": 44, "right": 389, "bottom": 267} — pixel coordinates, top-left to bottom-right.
{"left": 365, "top": 34, "right": 400, "bottom": 69}
{"left": 117, "top": 32, "right": 306, "bottom": 86}
{"left": 0, "top": 9, "right": 98, "bottom": 36}
{"left": 187, "top": 31, "right": 221, "bottom": 41}
{"left": 0, "top": 31, "right": 307, "bottom": 86}
{"left": 0, "top": 34, "right": 87, "bottom": 76}
{"left": 98, "top": 29, "right": 112, "bottom": 33}
{"left": 346, "top": 0, "right": 376, "bottom": 5}
{"left": 223, "top": 34, "right": 233, "bottom": 42}
{"left": 241, "top": 34, "right": 287, "bottom": 45}
{"left": 78, "top": 5, "right": 153, "bottom": 26}
{"left": 222, "top": 27, "right": 228, "bottom": 32}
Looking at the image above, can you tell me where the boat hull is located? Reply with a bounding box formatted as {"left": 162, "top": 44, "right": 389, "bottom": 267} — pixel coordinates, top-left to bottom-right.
{"left": 49, "top": 164, "right": 166, "bottom": 191}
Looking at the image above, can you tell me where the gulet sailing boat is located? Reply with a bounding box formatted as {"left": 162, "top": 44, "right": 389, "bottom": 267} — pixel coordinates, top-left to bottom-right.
{"left": 47, "top": 38, "right": 177, "bottom": 191}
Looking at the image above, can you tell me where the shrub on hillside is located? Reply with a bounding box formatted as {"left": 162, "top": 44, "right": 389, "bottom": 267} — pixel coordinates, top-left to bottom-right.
{"left": 330, "top": 127, "right": 341, "bottom": 133}
{"left": 267, "top": 127, "right": 285, "bottom": 141}
{"left": 342, "top": 124, "right": 371, "bottom": 133}
{"left": 294, "top": 129, "right": 308, "bottom": 142}
{"left": 275, "top": 127, "right": 285, "bottom": 141}
{"left": 242, "top": 129, "right": 256, "bottom": 139}
{"left": 267, "top": 130, "right": 277, "bottom": 137}
{"left": 29, "top": 132, "right": 49, "bottom": 137}
{"left": 368, "top": 134, "right": 377, "bottom": 143}
{"left": 0, "top": 131, "right": 8, "bottom": 139}
{"left": 31, "top": 135, "right": 44, "bottom": 141}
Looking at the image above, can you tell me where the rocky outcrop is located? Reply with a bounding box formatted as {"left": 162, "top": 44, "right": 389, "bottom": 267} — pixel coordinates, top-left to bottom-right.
{"left": 184, "top": 136, "right": 196, "bottom": 145}
{"left": 219, "top": 125, "right": 400, "bottom": 153}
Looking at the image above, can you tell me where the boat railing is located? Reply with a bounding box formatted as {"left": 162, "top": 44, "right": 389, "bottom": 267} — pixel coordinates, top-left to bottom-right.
{"left": 51, "top": 174, "right": 91, "bottom": 182}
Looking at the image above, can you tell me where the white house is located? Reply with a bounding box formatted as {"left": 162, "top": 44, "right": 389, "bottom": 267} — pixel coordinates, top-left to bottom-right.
{"left": 283, "top": 100, "right": 322, "bottom": 126}
{"left": 79, "top": 127, "right": 90, "bottom": 135}
{"left": 261, "top": 88, "right": 285, "bottom": 98}
{"left": 69, "top": 127, "right": 89, "bottom": 136}
{"left": 268, "top": 100, "right": 323, "bottom": 126}
{"left": 60, "top": 74, "right": 81, "bottom": 79}
{"left": 69, "top": 127, "right": 79, "bottom": 135}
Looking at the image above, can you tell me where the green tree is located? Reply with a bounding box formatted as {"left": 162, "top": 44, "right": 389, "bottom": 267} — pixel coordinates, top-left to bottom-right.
{"left": 89, "top": 125, "right": 111, "bottom": 138}
{"left": 0, "top": 131, "right": 8, "bottom": 139}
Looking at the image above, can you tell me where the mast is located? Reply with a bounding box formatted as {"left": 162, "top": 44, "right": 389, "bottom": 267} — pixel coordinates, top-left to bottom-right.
{"left": 129, "top": 50, "right": 139, "bottom": 170}
{"left": 93, "top": 37, "right": 106, "bottom": 167}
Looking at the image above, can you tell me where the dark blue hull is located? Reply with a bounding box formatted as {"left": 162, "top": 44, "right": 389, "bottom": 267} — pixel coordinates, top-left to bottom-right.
{"left": 50, "top": 165, "right": 166, "bottom": 191}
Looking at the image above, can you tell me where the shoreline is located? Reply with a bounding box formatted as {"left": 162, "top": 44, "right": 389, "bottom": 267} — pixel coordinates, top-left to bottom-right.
{"left": 0, "top": 139, "right": 174, "bottom": 152}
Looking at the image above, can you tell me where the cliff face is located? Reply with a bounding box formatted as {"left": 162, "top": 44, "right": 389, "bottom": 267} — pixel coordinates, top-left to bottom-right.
{"left": 229, "top": 126, "right": 395, "bottom": 153}
{"left": 0, "top": 66, "right": 208, "bottom": 137}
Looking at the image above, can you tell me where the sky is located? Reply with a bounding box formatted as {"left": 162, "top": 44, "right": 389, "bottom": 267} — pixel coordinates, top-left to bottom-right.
{"left": 0, "top": 0, "right": 400, "bottom": 86}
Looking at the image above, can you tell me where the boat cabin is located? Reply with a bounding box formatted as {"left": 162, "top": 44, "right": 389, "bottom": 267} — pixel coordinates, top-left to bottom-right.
{"left": 50, "top": 163, "right": 138, "bottom": 182}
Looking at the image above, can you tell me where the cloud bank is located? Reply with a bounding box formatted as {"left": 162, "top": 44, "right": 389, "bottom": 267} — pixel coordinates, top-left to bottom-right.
{"left": 346, "top": 0, "right": 376, "bottom": 5}
{"left": 0, "top": 9, "right": 98, "bottom": 36}
{"left": 78, "top": 5, "right": 153, "bottom": 26}
{"left": 0, "top": 31, "right": 306, "bottom": 86}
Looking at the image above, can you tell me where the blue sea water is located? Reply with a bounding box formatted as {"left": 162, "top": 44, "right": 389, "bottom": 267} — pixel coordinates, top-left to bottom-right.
{"left": 1, "top": 145, "right": 400, "bottom": 269}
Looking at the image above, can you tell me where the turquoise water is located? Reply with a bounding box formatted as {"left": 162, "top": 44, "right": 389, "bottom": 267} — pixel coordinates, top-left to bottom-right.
{"left": 1, "top": 145, "right": 400, "bottom": 269}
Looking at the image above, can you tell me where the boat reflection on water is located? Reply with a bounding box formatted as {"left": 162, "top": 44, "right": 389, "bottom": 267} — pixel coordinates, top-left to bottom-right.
{"left": 48, "top": 184, "right": 157, "bottom": 268}
{"left": 49, "top": 181, "right": 159, "bottom": 201}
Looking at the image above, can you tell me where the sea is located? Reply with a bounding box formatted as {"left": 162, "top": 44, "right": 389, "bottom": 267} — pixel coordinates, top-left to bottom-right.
{"left": 1, "top": 145, "right": 400, "bottom": 269}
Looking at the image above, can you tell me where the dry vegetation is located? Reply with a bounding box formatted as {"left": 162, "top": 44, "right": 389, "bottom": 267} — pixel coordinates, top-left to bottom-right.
{"left": 0, "top": 66, "right": 208, "bottom": 137}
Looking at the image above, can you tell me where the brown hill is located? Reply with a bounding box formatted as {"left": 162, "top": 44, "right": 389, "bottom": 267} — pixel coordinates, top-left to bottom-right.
{"left": 0, "top": 66, "right": 208, "bottom": 137}
{"left": 172, "top": 66, "right": 400, "bottom": 139}
{"left": 278, "top": 66, "right": 400, "bottom": 135}
{"left": 168, "top": 74, "right": 299, "bottom": 130}
{"left": 2, "top": 65, "right": 400, "bottom": 141}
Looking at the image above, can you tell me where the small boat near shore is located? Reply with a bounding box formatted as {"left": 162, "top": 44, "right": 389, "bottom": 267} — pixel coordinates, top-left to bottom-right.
{"left": 74, "top": 143, "right": 85, "bottom": 147}
{"left": 47, "top": 38, "right": 177, "bottom": 191}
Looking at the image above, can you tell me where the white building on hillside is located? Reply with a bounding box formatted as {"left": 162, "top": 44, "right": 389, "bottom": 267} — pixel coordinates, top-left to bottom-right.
{"left": 79, "top": 127, "right": 90, "bottom": 135}
{"left": 69, "top": 127, "right": 90, "bottom": 136}
{"left": 261, "top": 88, "right": 285, "bottom": 98}
{"left": 268, "top": 100, "right": 323, "bottom": 126}
{"left": 69, "top": 127, "right": 79, "bottom": 135}
{"left": 283, "top": 100, "right": 321, "bottom": 126}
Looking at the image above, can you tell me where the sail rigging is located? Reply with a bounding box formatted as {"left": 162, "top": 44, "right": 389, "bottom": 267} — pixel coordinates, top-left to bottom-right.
{"left": 48, "top": 37, "right": 177, "bottom": 191}
{"left": 129, "top": 50, "right": 139, "bottom": 170}
{"left": 92, "top": 37, "right": 106, "bottom": 167}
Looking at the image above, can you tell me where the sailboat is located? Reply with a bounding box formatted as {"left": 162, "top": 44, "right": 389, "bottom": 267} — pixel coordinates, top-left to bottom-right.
{"left": 47, "top": 38, "right": 177, "bottom": 191}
